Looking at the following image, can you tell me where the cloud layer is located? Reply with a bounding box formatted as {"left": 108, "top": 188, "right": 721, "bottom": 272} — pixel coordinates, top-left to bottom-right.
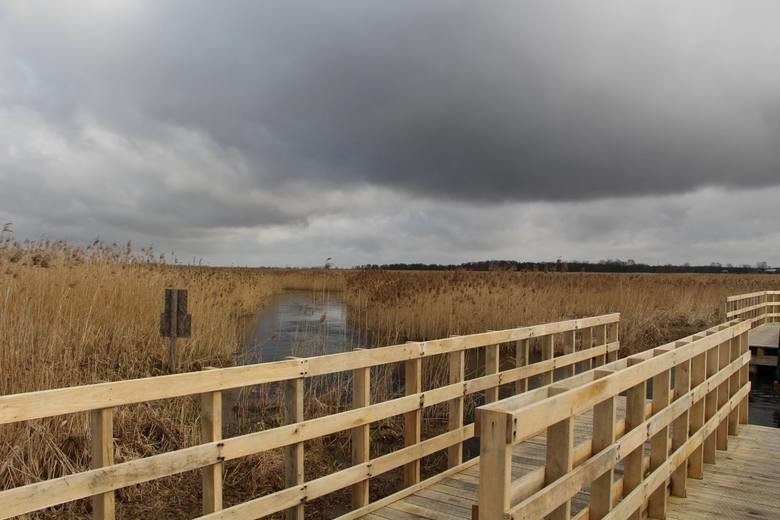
{"left": 1, "top": 2, "right": 779, "bottom": 265}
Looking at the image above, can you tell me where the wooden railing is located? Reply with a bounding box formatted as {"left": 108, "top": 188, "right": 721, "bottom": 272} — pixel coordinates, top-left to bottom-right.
{"left": 476, "top": 319, "right": 751, "bottom": 520}
{"left": 722, "top": 290, "right": 780, "bottom": 326}
{"left": 0, "top": 314, "right": 619, "bottom": 519}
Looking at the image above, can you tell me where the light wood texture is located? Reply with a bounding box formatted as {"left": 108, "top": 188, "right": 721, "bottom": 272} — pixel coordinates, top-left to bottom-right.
{"left": 89, "top": 407, "right": 115, "bottom": 520}
{"left": 448, "top": 350, "right": 465, "bottom": 468}
{"left": 404, "top": 358, "right": 422, "bottom": 487}
{"left": 201, "top": 390, "right": 223, "bottom": 514}
{"left": 285, "top": 376, "right": 304, "bottom": 520}
{"left": 352, "top": 365, "right": 371, "bottom": 509}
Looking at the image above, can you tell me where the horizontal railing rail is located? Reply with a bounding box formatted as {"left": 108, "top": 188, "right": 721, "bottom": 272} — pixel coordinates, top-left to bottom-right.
{"left": 476, "top": 319, "right": 751, "bottom": 520}
{"left": 0, "top": 313, "right": 620, "bottom": 519}
{"left": 722, "top": 290, "right": 780, "bottom": 326}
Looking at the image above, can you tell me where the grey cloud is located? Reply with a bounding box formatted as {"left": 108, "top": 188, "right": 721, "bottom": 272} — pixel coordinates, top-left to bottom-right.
{"left": 3, "top": 1, "right": 780, "bottom": 205}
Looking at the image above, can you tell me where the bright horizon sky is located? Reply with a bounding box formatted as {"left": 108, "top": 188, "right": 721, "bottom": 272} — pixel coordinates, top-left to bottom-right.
{"left": 2, "top": 2, "right": 779, "bottom": 267}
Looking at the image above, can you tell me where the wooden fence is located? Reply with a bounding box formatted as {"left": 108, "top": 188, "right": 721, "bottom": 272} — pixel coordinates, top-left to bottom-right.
{"left": 476, "top": 319, "right": 751, "bottom": 520}
{"left": 722, "top": 290, "right": 780, "bottom": 326}
{"left": 0, "top": 314, "right": 619, "bottom": 519}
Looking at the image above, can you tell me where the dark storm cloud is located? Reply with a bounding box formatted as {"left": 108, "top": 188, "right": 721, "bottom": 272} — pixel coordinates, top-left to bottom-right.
{"left": 3, "top": 1, "right": 779, "bottom": 205}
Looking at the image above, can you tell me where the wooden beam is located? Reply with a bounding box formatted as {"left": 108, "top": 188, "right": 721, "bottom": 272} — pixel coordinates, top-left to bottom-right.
{"left": 448, "top": 350, "right": 465, "bottom": 468}
{"left": 485, "top": 344, "right": 500, "bottom": 403}
{"left": 648, "top": 368, "right": 671, "bottom": 518}
{"left": 515, "top": 339, "right": 529, "bottom": 394}
{"left": 284, "top": 376, "right": 304, "bottom": 520}
{"left": 404, "top": 358, "right": 422, "bottom": 487}
{"left": 89, "top": 408, "right": 115, "bottom": 520}
{"left": 545, "top": 416, "right": 574, "bottom": 520}
{"left": 671, "top": 359, "right": 690, "bottom": 498}
{"left": 623, "top": 359, "right": 646, "bottom": 520}
{"left": 201, "top": 390, "right": 223, "bottom": 514}
{"left": 477, "top": 410, "right": 512, "bottom": 520}
{"left": 351, "top": 365, "right": 370, "bottom": 508}
{"left": 703, "top": 345, "right": 719, "bottom": 463}
{"left": 590, "top": 395, "right": 616, "bottom": 519}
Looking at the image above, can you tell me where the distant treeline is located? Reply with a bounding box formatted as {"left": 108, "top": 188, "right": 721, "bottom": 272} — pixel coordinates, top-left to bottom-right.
{"left": 353, "top": 259, "right": 776, "bottom": 274}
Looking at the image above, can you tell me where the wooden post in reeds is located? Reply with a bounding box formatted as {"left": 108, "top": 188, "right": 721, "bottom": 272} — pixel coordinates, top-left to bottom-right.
{"left": 90, "top": 408, "right": 115, "bottom": 520}
{"left": 160, "top": 289, "right": 191, "bottom": 373}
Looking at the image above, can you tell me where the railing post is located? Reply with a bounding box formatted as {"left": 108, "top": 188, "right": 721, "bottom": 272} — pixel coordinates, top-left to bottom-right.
{"left": 579, "top": 326, "right": 593, "bottom": 373}
{"left": 546, "top": 412, "right": 573, "bottom": 520}
{"left": 485, "top": 344, "right": 500, "bottom": 403}
{"left": 284, "top": 374, "right": 304, "bottom": 520}
{"left": 623, "top": 358, "right": 646, "bottom": 520}
{"left": 89, "top": 407, "right": 115, "bottom": 520}
{"left": 739, "top": 331, "right": 749, "bottom": 424}
{"left": 478, "top": 409, "right": 512, "bottom": 520}
{"left": 703, "top": 344, "right": 719, "bottom": 463}
{"left": 448, "top": 350, "right": 465, "bottom": 468}
{"left": 404, "top": 357, "right": 422, "bottom": 486}
{"left": 351, "top": 364, "right": 370, "bottom": 508}
{"left": 560, "top": 330, "right": 576, "bottom": 379}
{"left": 607, "top": 322, "right": 619, "bottom": 362}
{"left": 541, "top": 335, "right": 554, "bottom": 386}
{"left": 688, "top": 352, "right": 707, "bottom": 479}
{"left": 201, "top": 389, "right": 223, "bottom": 514}
{"left": 594, "top": 325, "right": 607, "bottom": 367}
{"left": 716, "top": 339, "right": 731, "bottom": 451}
{"left": 590, "top": 387, "right": 616, "bottom": 519}
{"left": 648, "top": 365, "right": 671, "bottom": 518}
{"left": 515, "top": 339, "right": 529, "bottom": 393}
{"left": 671, "top": 358, "right": 690, "bottom": 497}
{"left": 728, "top": 336, "right": 741, "bottom": 436}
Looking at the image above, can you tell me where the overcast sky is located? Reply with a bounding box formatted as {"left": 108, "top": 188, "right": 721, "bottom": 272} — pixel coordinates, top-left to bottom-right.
{"left": 1, "top": 1, "right": 779, "bottom": 267}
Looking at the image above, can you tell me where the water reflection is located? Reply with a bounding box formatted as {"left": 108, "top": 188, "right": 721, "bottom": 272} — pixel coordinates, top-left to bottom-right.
{"left": 242, "top": 290, "right": 363, "bottom": 363}
{"left": 749, "top": 370, "right": 779, "bottom": 427}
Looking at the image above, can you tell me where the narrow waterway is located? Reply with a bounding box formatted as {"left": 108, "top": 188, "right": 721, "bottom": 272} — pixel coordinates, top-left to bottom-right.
{"left": 749, "top": 371, "right": 779, "bottom": 427}
{"left": 242, "top": 290, "right": 365, "bottom": 363}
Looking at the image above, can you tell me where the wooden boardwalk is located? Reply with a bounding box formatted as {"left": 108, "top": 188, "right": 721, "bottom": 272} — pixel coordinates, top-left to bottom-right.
{"left": 366, "top": 421, "right": 780, "bottom": 520}
{"left": 668, "top": 424, "right": 779, "bottom": 519}
{"left": 366, "top": 403, "right": 621, "bottom": 520}
{"left": 749, "top": 323, "right": 779, "bottom": 367}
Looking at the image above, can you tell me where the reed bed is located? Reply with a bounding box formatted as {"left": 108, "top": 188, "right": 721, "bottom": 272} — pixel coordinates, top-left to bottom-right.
{"left": 2, "top": 239, "right": 779, "bottom": 518}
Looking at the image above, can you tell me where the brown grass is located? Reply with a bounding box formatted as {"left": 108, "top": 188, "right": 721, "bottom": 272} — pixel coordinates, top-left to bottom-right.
{"left": 2, "top": 239, "right": 779, "bottom": 518}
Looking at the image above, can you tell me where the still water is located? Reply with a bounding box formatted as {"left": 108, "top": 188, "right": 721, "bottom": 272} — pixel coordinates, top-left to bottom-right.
{"left": 749, "top": 371, "right": 779, "bottom": 427}
{"left": 242, "top": 290, "right": 364, "bottom": 363}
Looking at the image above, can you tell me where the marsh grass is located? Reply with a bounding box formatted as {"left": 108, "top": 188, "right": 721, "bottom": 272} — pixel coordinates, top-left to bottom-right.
{"left": 2, "top": 239, "right": 779, "bottom": 517}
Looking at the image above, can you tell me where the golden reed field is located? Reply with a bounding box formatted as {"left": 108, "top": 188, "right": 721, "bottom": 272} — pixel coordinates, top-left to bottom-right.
{"left": 2, "top": 239, "right": 780, "bottom": 517}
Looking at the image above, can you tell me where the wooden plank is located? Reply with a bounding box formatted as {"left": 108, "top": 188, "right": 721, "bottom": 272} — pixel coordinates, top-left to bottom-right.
{"left": 404, "top": 358, "right": 422, "bottom": 487}
{"left": 448, "top": 350, "right": 465, "bottom": 468}
{"left": 545, "top": 415, "right": 574, "bottom": 520}
{"left": 622, "top": 364, "right": 646, "bottom": 520}
{"left": 515, "top": 339, "right": 529, "bottom": 393}
{"left": 590, "top": 393, "right": 616, "bottom": 519}
{"left": 284, "top": 377, "right": 304, "bottom": 520}
{"left": 540, "top": 335, "right": 554, "bottom": 386}
{"left": 0, "top": 315, "right": 621, "bottom": 426}
{"left": 201, "top": 390, "right": 223, "bottom": 514}
{"left": 89, "top": 408, "right": 115, "bottom": 520}
{"left": 703, "top": 345, "right": 719, "bottom": 463}
{"left": 484, "top": 344, "right": 500, "bottom": 403}
{"left": 352, "top": 365, "right": 370, "bottom": 508}
{"left": 648, "top": 367, "right": 670, "bottom": 518}
{"left": 477, "top": 410, "right": 511, "bottom": 520}
{"left": 687, "top": 352, "right": 706, "bottom": 479}
{"left": 560, "top": 331, "right": 576, "bottom": 379}
{"left": 670, "top": 359, "right": 690, "bottom": 498}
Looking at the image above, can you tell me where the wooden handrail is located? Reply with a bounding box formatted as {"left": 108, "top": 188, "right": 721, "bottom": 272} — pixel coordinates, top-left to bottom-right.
{"left": 0, "top": 313, "right": 619, "bottom": 425}
{"left": 476, "top": 319, "right": 751, "bottom": 520}
{"left": 0, "top": 314, "right": 620, "bottom": 519}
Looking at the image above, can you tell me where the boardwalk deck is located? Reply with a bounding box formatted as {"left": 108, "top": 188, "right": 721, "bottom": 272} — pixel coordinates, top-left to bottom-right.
{"left": 366, "top": 414, "right": 780, "bottom": 520}
{"left": 749, "top": 323, "right": 779, "bottom": 367}
{"left": 367, "top": 402, "right": 627, "bottom": 520}
{"left": 667, "top": 424, "right": 779, "bottom": 520}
